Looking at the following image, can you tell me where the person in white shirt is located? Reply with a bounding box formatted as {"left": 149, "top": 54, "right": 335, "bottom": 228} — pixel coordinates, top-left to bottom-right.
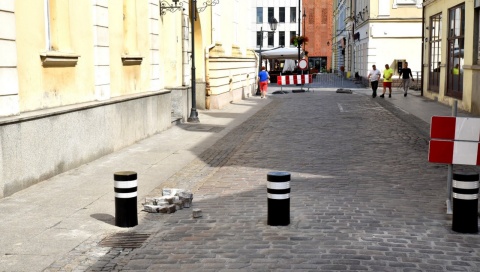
{"left": 367, "top": 65, "right": 381, "bottom": 98}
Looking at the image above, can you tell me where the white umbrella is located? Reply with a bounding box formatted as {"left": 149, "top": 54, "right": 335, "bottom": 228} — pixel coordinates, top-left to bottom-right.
{"left": 261, "top": 47, "right": 304, "bottom": 60}
{"left": 282, "top": 59, "right": 296, "bottom": 73}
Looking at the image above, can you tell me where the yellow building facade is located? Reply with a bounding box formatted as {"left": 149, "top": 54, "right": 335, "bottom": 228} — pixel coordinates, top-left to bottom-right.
{"left": 423, "top": 0, "right": 480, "bottom": 113}
{"left": 0, "top": 0, "right": 257, "bottom": 198}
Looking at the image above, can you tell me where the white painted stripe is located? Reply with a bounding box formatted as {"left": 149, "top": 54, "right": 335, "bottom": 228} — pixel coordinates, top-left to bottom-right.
{"left": 452, "top": 142, "right": 478, "bottom": 165}
{"left": 268, "top": 193, "right": 290, "bottom": 200}
{"left": 115, "top": 180, "right": 138, "bottom": 188}
{"left": 296, "top": 75, "right": 302, "bottom": 84}
{"left": 267, "top": 181, "right": 290, "bottom": 190}
{"left": 115, "top": 192, "right": 138, "bottom": 198}
{"left": 455, "top": 117, "right": 480, "bottom": 141}
{"left": 337, "top": 103, "right": 345, "bottom": 112}
{"left": 453, "top": 192, "right": 478, "bottom": 200}
{"left": 453, "top": 180, "right": 479, "bottom": 189}
{"left": 289, "top": 75, "right": 294, "bottom": 85}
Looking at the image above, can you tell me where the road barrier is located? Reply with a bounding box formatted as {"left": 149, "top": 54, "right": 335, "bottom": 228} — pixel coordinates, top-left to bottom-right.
{"left": 114, "top": 171, "right": 138, "bottom": 227}
{"left": 267, "top": 171, "right": 290, "bottom": 226}
{"left": 452, "top": 172, "right": 479, "bottom": 233}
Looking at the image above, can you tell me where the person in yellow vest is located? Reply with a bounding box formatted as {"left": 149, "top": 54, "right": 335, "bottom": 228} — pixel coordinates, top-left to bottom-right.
{"left": 380, "top": 64, "right": 394, "bottom": 98}
{"left": 452, "top": 64, "right": 460, "bottom": 75}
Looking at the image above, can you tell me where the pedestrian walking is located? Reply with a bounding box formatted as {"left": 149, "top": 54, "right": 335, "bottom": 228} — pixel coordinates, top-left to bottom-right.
{"left": 399, "top": 62, "right": 414, "bottom": 97}
{"left": 380, "top": 64, "right": 394, "bottom": 98}
{"left": 257, "top": 66, "right": 270, "bottom": 98}
{"left": 367, "top": 65, "right": 381, "bottom": 98}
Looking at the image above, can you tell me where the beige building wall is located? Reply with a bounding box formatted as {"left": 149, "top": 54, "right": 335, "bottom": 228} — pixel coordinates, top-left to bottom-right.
{"left": 346, "top": 0, "right": 422, "bottom": 82}
{"left": 206, "top": 1, "right": 258, "bottom": 109}
{"left": 0, "top": 0, "right": 257, "bottom": 198}
{"left": 423, "top": 0, "right": 480, "bottom": 114}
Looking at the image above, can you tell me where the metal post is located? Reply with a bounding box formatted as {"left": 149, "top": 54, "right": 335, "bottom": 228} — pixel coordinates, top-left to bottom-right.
{"left": 256, "top": 27, "right": 263, "bottom": 96}
{"left": 188, "top": 0, "right": 199, "bottom": 123}
{"left": 446, "top": 100, "right": 458, "bottom": 214}
{"left": 297, "top": 0, "right": 301, "bottom": 62}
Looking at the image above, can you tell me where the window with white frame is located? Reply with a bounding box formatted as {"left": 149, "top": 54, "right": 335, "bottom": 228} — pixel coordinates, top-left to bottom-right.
{"left": 393, "top": 0, "right": 422, "bottom": 8}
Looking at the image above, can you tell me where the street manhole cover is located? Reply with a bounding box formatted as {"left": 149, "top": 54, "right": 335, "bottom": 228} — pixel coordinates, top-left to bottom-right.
{"left": 98, "top": 232, "right": 150, "bottom": 248}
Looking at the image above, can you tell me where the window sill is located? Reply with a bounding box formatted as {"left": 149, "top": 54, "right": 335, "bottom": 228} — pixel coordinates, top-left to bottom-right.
{"left": 463, "top": 65, "right": 480, "bottom": 71}
{"left": 40, "top": 51, "right": 80, "bottom": 67}
{"left": 121, "top": 54, "right": 143, "bottom": 66}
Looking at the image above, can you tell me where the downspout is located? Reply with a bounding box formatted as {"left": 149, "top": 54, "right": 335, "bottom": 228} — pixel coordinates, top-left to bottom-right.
{"left": 205, "top": 43, "right": 216, "bottom": 109}
{"left": 421, "top": 0, "right": 425, "bottom": 96}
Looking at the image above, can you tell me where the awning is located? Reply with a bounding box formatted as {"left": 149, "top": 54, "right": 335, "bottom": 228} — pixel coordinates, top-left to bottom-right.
{"left": 260, "top": 47, "right": 304, "bottom": 60}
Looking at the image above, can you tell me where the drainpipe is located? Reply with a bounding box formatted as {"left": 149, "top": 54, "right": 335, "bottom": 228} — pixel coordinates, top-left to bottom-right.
{"left": 421, "top": 0, "right": 425, "bottom": 96}
{"left": 205, "top": 43, "right": 216, "bottom": 109}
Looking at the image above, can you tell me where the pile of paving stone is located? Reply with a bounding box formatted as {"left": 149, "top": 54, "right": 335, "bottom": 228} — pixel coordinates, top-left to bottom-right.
{"left": 143, "top": 188, "right": 193, "bottom": 214}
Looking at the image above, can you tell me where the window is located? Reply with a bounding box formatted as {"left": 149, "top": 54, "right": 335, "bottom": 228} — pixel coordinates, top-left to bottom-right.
{"left": 268, "top": 7, "right": 274, "bottom": 23}
{"left": 321, "top": 8, "right": 327, "bottom": 24}
{"left": 290, "top": 31, "right": 296, "bottom": 47}
{"left": 41, "top": 0, "right": 79, "bottom": 67}
{"left": 393, "top": 0, "right": 421, "bottom": 8}
{"left": 429, "top": 13, "right": 442, "bottom": 93}
{"left": 268, "top": 32, "right": 274, "bottom": 47}
{"left": 257, "top": 31, "right": 262, "bottom": 47}
{"left": 446, "top": 4, "right": 464, "bottom": 98}
{"left": 279, "top": 7, "right": 285, "bottom": 23}
{"left": 379, "top": 0, "right": 390, "bottom": 16}
{"left": 279, "top": 31, "right": 285, "bottom": 46}
{"left": 290, "top": 7, "right": 296, "bottom": 23}
{"left": 257, "top": 7, "right": 263, "bottom": 23}
{"left": 396, "top": 0, "right": 417, "bottom": 4}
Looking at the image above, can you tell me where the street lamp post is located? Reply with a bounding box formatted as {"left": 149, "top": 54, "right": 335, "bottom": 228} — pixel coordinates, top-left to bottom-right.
{"left": 303, "top": 8, "right": 306, "bottom": 53}
{"left": 160, "top": 0, "right": 219, "bottom": 123}
{"left": 297, "top": 0, "right": 301, "bottom": 63}
{"left": 188, "top": 0, "right": 199, "bottom": 122}
{"left": 256, "top": 18, "right": 278, "bottom": 96}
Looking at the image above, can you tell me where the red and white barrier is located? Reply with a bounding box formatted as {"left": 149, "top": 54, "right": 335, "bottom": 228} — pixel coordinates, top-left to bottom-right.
{"left": 429, "top": 140, "right": 480, "bottom": 165}
{"left": 429, "top": 116, "right": 480, "bottom": 165}
{"left": 430, "top": 116, "right": 480, "bottom": 141}
{"left": 277, "top": 75, "right": 313, "bottom": 85}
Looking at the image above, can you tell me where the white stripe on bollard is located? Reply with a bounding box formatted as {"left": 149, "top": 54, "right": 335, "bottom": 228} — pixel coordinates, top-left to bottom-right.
{"left": 453, "top": 193, "right": 479, "bottom": 200}
{"left": 453, "top": 180, "right": 479, "bottom": 189}
{"left": 268, "top": 193, "right": 290, "bottom": 200}
{"left": 115, "top": 192, "right": 138, "bottom": 198}
{"left": 114, "top": 180, "right": 137, "bottom": 189}
{"left": 267, "top": 181, "right": 290, "bottom": 190}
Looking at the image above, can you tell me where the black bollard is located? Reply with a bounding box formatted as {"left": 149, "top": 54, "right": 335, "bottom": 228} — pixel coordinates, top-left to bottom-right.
{"left": 114, "top": 171, "right": 138, "bottom": 228}
{"left": 267, "top": 171, "right": 290, "bottom": 226}
{"left": 452, "top": 172, "right": 479, "bottom": 233}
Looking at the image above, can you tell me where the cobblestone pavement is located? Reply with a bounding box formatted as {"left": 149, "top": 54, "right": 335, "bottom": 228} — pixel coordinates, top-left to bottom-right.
{"left": 46, "top": 90, "right": 480, "bottom": 272}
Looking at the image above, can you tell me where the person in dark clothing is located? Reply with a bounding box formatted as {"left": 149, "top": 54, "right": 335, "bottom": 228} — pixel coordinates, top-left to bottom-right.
{"left": 399, "top": 62, "right": 414, "bottom": 97}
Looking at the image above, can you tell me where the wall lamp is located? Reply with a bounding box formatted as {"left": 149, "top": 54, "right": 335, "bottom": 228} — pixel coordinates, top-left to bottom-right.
{"left": 159, "top": 0, "right": 184, "bottom": 15}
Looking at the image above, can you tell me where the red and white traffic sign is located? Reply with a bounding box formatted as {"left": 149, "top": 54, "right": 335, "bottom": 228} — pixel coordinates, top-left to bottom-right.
{"left": 429, "top": 140, "right": 480, "bottom": 165}
{"left": 298, "top": 59, "right": 308, "bottom": 70}
{"left": 429, "top": 116, "right": 480, "bottom": 165}
{"left": 431, "top": 116, "right": 480, "bottom": 141}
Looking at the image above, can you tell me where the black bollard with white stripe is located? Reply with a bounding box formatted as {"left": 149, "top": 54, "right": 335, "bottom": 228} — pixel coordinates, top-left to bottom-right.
{"left": 267, "top": 171, "right": 290, "bottom": 226}
{"left": 114, "top": 171, "right": 138, "bottom": 228}
{"left": 452, "top": 172, "right": 479, "bottom": 233}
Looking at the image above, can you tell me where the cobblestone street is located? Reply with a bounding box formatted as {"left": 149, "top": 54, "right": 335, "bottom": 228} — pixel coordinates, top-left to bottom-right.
{"left": 43, "top": 88, "right": 480, "bottom": 272}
